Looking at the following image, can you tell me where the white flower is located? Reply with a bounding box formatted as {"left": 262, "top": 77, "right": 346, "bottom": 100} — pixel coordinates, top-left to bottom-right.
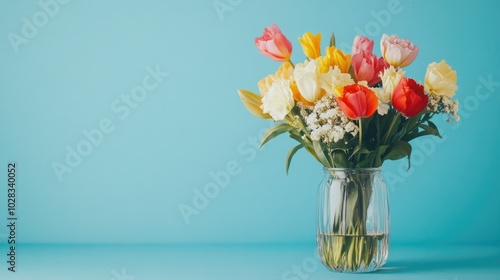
{"left": 299, "top": 95, "right": 358, "bottom": 143}
{"left": 332, "top": 125, "right": 345, "bottom": 142}
{"left": 261, "top": 78, "right": 294, "bottom": 121}
{"left": 452, "top": 100, "right": 460, "bottom": 121}
{"left": 425, "top": 60, "right": 458, "bottom": 99}
{"left": 426, "top": 94, "right": 460, "bottom": 122}
{"left": 379, "top": 66, "right": 405, "bottom": 103}
{"left": 319, "top": 66, "right": 355, "bottom": 97}
{"left": 293, "top": 60, "right": 322, "bottom": 103}
{"left": 377, "top": 101, "right": 389, "bottom": 116}
{"left": 371, "top": 88, "right": 389, "bottom": 116}
{"left": 344, "top": 122, "right": 359, "bottom": 137}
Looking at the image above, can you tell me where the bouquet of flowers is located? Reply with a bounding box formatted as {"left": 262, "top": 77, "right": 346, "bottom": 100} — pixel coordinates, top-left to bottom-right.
{"left": 237, "top": 24, "right": 460, "bottom": 272}
{"left": 238, "top": 24, "right": 459, "bottom": 172}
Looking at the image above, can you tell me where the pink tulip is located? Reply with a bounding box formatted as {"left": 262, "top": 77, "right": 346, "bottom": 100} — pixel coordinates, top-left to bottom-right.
{"left": 352, "top": 35, "right": 374, "bottom": 56}
{"left": 352, "top": 52, "right": 389, "bottom": 86}
{"left": 380, "top": 34, "right": 419, "bottom": 68}
{"left": 255, "top": 24, "right": 293, "bottom": 62}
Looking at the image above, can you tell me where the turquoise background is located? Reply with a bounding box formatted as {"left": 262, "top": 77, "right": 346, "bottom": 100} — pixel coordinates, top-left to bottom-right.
{"left": 1, "top": 0, "right": 499, "bottom": 250}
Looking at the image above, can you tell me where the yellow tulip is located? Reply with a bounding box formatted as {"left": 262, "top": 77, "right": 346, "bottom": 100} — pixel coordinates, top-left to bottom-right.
{"left": 316, "top": 56, "right": 331, "bottom": 74}
{"left": 326, "top": 46, "right": 352, "bottom": 73}
{"left": 299, "top": 32, "right": 322, "bottom": 59}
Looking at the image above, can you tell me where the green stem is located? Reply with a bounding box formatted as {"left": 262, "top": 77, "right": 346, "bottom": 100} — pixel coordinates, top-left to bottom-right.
{"left": 357, "top": 119, "right": 363, "bottom": 164}
{"left": 289, "top": 111, "right": 311, "bottom": 139}
{"left": 383, "top": 112, "right": 400, "bottom": 145}
{"left": 397, "top": 112, "right": 436, "bottom": 142}
{"left": 358, "top": 119, "right": 363, "bottom": 148}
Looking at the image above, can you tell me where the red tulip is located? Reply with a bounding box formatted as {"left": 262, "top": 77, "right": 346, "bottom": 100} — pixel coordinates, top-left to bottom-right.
{"left": 255, "top": 24, "right": 293, "bottom": 62}
{"left": 392, "top": 78, "right": 429, "bottom": 117}
{"left": 336, "top": 84, "right": 378, "bottom": 120}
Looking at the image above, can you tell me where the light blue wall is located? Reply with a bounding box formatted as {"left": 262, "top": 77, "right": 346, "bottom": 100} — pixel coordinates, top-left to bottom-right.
{"left": 0, "top": 0, "right": 499, "bottom": 245}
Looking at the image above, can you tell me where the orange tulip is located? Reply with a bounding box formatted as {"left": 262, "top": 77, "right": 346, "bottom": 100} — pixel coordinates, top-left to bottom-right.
{"left": 335, "top": 84, "right": 378, "bottom": 120}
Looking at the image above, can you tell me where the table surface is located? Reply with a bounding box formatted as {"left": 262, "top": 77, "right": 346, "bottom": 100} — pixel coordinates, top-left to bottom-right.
{"left": 0, "top": 243, "right": 499, "bottom": 280}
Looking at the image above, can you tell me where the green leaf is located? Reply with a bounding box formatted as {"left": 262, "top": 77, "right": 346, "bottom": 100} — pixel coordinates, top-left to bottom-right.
{"left": 383, "top": 141, "right": 412, "bottom": 169}
{"left": 332, "top": 149, "right": 347, "bottom": 168}
{"left": 289, "top": 130, "right": 313, "bottom": 147}
{"left": 402, "top": 115, "right": 421, "bottom": 136}
{"left": 259, "top": 123, "right": 294, "bottom": 148}
{"left": 288, "top": 131, "right": 319, "bottom": 162}
{"left": 237, "top": 89, "right": 272, "bottom": 119}
{"left": 419, "top": 124, "right": 441, "bottom": 138}
{"left": 356, "top": 154, "right": 375, "bottom": 168}
{"left": 329, "top": 32, "right": 336, "bottom": 47}
{"left": 373, "top": 145, "right": 389, "bottom": 167}
{"left": 427, "top": 121, "right": 442, "bottom": 137}
{"left": 381, "top": 113, "right": 402, "bottom": 145}
{"left": 289, "top": 132, "right": 305, "bottom": 145}
{"left": 349, "top": 146, "right": 371, "bottom": 161}
{"left": 402, "top": 130, "right": 438, "bottom": 142}
{"left": 285, "top": 144, "right": 304, "bottom": 175}
{"left": 313, "top": 140, "right": 332, "bottom": 168}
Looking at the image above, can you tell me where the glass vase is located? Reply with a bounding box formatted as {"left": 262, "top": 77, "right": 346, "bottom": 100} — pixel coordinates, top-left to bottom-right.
{"left": 317, "top": 168, "right": 390, "bottom": 273}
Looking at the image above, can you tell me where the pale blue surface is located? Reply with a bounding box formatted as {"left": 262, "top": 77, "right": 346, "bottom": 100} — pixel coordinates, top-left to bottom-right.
{"left": 0, "top": 0, "right": 499, "bottom": 276}
{"left": 0, "top": 244, "right": 499, "bottom": 279}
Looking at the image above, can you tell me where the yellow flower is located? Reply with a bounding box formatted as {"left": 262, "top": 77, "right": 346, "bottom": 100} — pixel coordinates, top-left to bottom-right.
{"left": 261, "top": 78, "right": 294, "bottom": 121}
{"left": 319, "top": 66, "right": 355, "bottom": 97}
{"left": 276, "top": 61, "right": 294, "bottom": 79}
{"left": 325, "top": 46, "right": 352, "bottom": 73}
{"left": 424, "top": 60, "right": 458, "bottom": 99}
{"left": 299, "top": 32, "right": 322, "bottom": 59}
{"left": 258, "top": 62, "right": 294, "bottom": 96}
{"left": 316, "top": 56, "right": 331, "bottom": 74}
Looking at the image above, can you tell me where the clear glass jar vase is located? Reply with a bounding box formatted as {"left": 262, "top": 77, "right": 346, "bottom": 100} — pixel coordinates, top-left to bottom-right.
{"left": 317, "top": 168, "right": 390, "bottom": 273}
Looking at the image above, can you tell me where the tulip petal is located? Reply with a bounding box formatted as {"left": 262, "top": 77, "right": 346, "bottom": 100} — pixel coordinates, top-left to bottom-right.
{"left": 347, "top": 91, "right": 365, "bottom": 117}
{"left": 364, "top": 88, "right": 378, "bottom": 117}
{"left": 392, "top": 77, "right": 428, "bottom": 117}
{"left": 255, "top": 24, "right": 292, "bottom": 62}
{"left": 337, "top": 98, "right": 359, "bottom": 120}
